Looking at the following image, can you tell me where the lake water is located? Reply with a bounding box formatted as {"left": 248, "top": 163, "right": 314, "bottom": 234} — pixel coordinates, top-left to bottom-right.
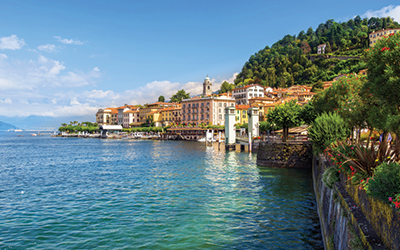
{"left": 0, "top": 132, "right": 323, "bottom": 249}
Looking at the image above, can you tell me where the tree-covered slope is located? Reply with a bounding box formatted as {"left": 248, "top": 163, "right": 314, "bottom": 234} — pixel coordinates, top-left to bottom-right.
{"left": 235, "top": 16, "right": 400, "bottom": 88}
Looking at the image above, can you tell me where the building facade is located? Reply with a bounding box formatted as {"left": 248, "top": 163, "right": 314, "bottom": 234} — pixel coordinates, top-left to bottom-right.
{"left": 369, "top": 28, "right": 400, "bottom": 46}
{"left": 232, "top": 84, "right": 265, "bottom": 105}
{"left": 123, "top": 110, "right": 140, "bottom": 128}
{"left": 203, "top": 76, "right": 212, "bottom": 96}
{"left": 181, "top": 95, "right": 235, "bottom": 126}
{"left": 96, "top": 107, "right": 118, "bottom": 125}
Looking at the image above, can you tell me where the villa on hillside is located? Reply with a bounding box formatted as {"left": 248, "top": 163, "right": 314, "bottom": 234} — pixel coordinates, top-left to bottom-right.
{"left": 369, "top": 28, "right": 400, "bottom": 46}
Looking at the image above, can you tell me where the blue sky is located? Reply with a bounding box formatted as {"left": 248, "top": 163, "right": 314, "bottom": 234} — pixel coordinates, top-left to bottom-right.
{"left": 0, "top": 1, "right": 399, "bottom": 119}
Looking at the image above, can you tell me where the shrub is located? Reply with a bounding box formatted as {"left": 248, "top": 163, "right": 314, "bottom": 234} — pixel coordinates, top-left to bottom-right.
{"left": 366, "top": 162, "right": 400, "bottom": 204}
{"left": 322, "top": 166, "right": 340, "bottom": 189}
{"left": 308, "top": 112, "right": 349, "bottom": 154}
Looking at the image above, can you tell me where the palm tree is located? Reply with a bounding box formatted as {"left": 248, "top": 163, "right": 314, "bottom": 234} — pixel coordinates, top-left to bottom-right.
{"left": 61, "top": 123, "right": 67, "bottom": 127}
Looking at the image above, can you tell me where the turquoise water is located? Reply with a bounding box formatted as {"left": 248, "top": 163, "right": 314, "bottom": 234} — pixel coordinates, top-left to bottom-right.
{"left": 0, "top": 132, "right": 323, "bottom": 249}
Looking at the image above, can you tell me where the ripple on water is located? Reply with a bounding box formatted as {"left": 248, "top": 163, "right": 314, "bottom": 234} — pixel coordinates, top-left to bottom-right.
{"left": 0, "top": 134, "right": 323, "bottom": 249}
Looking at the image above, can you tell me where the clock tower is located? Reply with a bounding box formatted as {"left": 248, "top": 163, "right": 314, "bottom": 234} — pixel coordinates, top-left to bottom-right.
{"left": 203, "top": 75, "right": 212, "bottom": 96}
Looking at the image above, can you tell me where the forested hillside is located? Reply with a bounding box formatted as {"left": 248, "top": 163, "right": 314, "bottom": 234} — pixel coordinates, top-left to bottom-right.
{"left": 234, "top": 16, "right": 400, "bottom": 88}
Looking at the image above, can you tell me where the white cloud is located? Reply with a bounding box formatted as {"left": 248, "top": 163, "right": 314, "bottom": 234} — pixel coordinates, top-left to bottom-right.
{"left": 0, "top": 98, "right": 12, "bottom": 104}
{"left": 0, "top": 54, "right": 7, "bottom": 59}
{"left": 362, "top": 5, "right": 400, "bottom": 22}
{"left": 0, "top": 35, "right": 26, "bottom": 50}
{"left": 84, "top": 89, "right": 119, "bottom": 99}
{"left": 54, "top": 36, "right": 84, "bottom": 45}
{"left": 37, "top": 44, "right": 57, "bottom": 53}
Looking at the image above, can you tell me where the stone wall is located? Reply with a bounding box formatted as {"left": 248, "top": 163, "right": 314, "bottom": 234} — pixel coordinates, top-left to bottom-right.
{"left": 313, "top": 155, "right": 395, "bottom": 250}
{"left": 256, "top": 141, "right": 313, "bottom": 168}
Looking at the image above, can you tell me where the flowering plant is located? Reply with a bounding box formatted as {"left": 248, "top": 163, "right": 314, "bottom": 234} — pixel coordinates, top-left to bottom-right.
{"left": 389, "top": 194, "right": 400, "bottom": 210}
{"left": 252, "top": 136, "right": 261, "bottom": 140}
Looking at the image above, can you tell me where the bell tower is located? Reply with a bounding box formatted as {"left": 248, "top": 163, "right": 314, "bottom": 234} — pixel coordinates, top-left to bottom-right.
{"left": 203, "top": 75, "right": 212, "bottom": 96}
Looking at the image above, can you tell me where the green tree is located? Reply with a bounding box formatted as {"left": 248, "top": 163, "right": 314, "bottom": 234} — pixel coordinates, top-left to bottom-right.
{"left": 364, "top": 32, "right": 400, "bottom": 136}
{"left": 308, "top": 112, "right": 349, "bottom": 154}
{"left": 219, "top": 81, "right": 234, "bottom": 93}
{"left": 158, "top": 95, "right": 165, "bottom": 102}
{"left": 266, "top": 100, "right": 303, "bottom": 142}
{"left": 170, "top": 89, "right": 190, "bottom": 103}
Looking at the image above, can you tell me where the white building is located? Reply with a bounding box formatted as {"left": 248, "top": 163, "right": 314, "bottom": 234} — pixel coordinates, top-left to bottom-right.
{"left": 232, "top": 84, "right": 265, "bottom": 105}
{"left": 123, "top": 110, "right": 140, "bottom": 128}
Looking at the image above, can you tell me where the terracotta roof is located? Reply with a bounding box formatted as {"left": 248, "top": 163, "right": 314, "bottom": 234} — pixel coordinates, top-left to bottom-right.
{"left": 123, "top": 110, "right": 138, "bottom": 113}
{"left": 160, "top": 107, "right": 181, "bottom": 112}
{"left": 249, "top": 96, "right": 275, "bottom": 101}
{"left": 235, "top": 104, "right": 250, "bottom": 110}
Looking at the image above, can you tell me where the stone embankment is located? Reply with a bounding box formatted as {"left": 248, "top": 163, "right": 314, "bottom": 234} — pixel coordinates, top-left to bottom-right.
{"left": 256, "top": 142, "right": 400, "bottom": 249}
{"left": 313, "top": 155, "right": 400, "bottom": 250}
{"left": 256, "top": 141, "right": 313, "bottom": 168}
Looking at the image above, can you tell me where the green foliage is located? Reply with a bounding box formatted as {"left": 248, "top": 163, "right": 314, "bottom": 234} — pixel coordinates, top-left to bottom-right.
{"left": 158, "top": 95, "right": 165, "bottom": 102}
{"left": 170, "top": 89, "right": 190, "bottom": 103}
{"left": 364, "top": 32, "right": 400, "bottom": 134}
{"left": 307, "top": 112, "right": 349, "bottom": 153}
{"left": 322, "top": 166, "right": 340, "bottom": 189}
{"left": 219, "top": 81, "right": 235, "bottom": 93}
{"left": 235, "top": 17, "right": 400, "bottom": 87}
{"left": 58, "top": 121, "right": 100, "bottom": 133}
{"left": 312, "top": 75, "right": 367, "bottom": 129}
{"left": 299, "top": 102, "right": 317, "bottom": 125}
{"left": 266, "top": 100, "right": 303, "bottom": 141}
{"left": 365, "top": 162, "right": 400, "bottom": 204}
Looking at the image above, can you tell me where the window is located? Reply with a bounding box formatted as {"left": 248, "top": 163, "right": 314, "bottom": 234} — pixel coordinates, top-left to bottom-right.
{"left": 219, "top": 114, "right": 222, "bottom": 119}
{"left": 201, "top": 103, "right": 204, "bottom": 107}
{"left": 219, "top": 103, "right": 222, "bottom": 107}
{"left": 188, "top": 104, "right": 191, "bottom": 108}
{"left": 224, "top": 103, "right": 227, "bottom": 107}
{"left": 183, "top": 104, "right": 186, "bottom": 109}
{"left": 207, "top": 114, "right": 209, "bottom": 119}
{"left": 219, "top": 108, "right": 221, "bottom": 113}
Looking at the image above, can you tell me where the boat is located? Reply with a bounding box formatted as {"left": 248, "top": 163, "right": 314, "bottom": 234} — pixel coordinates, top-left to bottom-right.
{"left": 14, "top": 129, "right": 23, "bottom": 132}
{"left": 31, "top": 133, "right": 37, "bottom": 136}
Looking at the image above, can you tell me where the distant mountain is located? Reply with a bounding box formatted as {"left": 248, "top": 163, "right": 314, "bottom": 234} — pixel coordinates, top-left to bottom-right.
{"left": 0, "top": 115, "right": 95, "bottom": 130}
{"left": 0, "top": 121, "right": 18, "bottom": 131}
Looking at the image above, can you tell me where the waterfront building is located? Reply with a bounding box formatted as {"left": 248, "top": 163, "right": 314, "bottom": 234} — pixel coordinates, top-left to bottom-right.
{"left": 117, "top": 105, "right": 138, "bottom": 125}
{"left": 123, "top": 109, "right": 140, "bottom": 128}
{"left": 235, "top": 105, "right": 250, "bottom": 125}
{"left": 138, "top": 102, "right": 178, "bottom": 124}
{"left": 160, "top": 106, "right": 181, "bottom": 126}
{"left": 369, "top": 28, "right": 400, "bottom": 47}
{"left": 232, "top": 84, "right": 265, "bottom": 105}
{"left": 146, "top": 110, "right": 163, "bottom": 127}
{"left": 181, "top": 95, "right": 235, "bottom": 126}
{"left": 96, "top": 107, "right": 118, "bottom": 125}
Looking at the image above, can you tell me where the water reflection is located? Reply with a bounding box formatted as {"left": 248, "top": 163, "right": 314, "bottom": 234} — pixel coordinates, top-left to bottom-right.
{"left": 0, "top": 135, "right": 323, "bottom": 249}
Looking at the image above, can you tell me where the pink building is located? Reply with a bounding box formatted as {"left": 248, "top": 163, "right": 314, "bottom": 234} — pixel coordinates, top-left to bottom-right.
{"left": 181, "top": 95, "right": 235, "bottom": 126}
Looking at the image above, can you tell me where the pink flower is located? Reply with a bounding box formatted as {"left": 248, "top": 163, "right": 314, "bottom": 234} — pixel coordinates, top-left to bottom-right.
{"left": 389, "top": 197, "right": 393, "bottom": 202}
{"left": 351, "top": 147, "right": 354, "bottom": 149}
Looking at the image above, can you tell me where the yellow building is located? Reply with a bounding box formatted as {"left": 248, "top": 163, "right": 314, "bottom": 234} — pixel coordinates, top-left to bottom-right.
{"left": 369, "top": 28, "right": 400, "bottom": 47}
{"left": 95, "top": 107, "right": 118, "bottom": 125}
{"left": 146, "top": 110, "right": 162, "bottom": 127}
{"left": 160, "top": 106, "right": 181, "bottom": 126}
{"left": 235, "top": 105, "right": 250, "bottom": 125}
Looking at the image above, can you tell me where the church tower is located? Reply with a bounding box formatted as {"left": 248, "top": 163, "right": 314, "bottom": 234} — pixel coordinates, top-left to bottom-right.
{"left": 203, "top": 75, "right": 212, "bottom": 96}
